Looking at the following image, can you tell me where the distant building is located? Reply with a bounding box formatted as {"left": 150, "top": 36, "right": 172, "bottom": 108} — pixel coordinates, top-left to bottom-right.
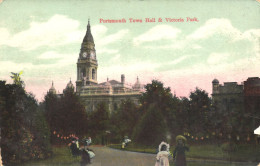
{"left": 244, "top": 77, "right": 260, "bottom": 97}
{"left": 48, "top": 21, "right": 144, "bottom": 112}
{"left": 212, "top": 78, "right": 260, "bottom": 136}
{"left": 244, "top": 77, "right": 260, "bottom": 121}
{"left": 212, "top": 79, "right": 244, "bottom": 112}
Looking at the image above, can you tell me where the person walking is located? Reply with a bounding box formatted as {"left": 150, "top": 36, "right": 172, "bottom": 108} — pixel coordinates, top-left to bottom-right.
{"left": 70, "top": 137, "right": 81, "bottom": 156}
{"left": 155, "top": 141, "right": 170, "bottom": 166}
{"left": 173, "top": 135, "right": 189, "bottom": 166}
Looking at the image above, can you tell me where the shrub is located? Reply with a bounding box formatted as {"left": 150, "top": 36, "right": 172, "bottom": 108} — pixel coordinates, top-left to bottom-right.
{"left": 221, "top": 142, "right": 238, "bottom": 152}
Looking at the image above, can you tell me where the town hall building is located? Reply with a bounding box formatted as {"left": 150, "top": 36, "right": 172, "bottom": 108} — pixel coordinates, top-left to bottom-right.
{"left": 49, "top": 21, "right": 144, "bottom": 112}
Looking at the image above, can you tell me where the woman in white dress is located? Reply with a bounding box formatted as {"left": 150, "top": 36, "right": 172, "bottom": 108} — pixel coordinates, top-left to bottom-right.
{"left": 155, "top": 142, "right": 170, "bottom": 166}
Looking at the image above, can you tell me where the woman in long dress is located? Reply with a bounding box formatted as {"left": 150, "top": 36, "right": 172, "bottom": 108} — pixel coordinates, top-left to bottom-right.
{"left": 173, "top": 136, "right": 189, "bottom": 166}
{"left": 155, "top": 141, "right": 170, "bottom": 166}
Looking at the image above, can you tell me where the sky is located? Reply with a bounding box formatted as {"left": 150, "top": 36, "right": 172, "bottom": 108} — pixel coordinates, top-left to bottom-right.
{"left": 0, "top": 0, "right": 259, "bottom": 101}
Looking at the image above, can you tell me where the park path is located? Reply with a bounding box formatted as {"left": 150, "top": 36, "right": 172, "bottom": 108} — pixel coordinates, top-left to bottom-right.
{"left": 87, "top": 146, "right": 258, "bottom": 166}
{"left": 88, "top": 146, "right": 156, "bottom": 166}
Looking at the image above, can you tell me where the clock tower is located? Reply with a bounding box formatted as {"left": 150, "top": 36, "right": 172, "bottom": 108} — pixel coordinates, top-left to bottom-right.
{"left": 76, "top": 20, "right": 98, "bottom": 92}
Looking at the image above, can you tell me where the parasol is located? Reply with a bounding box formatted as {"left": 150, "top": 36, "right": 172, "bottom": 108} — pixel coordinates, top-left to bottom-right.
{"left": 254, "top": 126, "right": 260, "bottom": 135}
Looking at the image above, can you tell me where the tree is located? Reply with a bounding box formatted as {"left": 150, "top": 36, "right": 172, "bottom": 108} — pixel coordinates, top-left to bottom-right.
{"left": 88, "top": 102, "right": 110, "bottom": 144}
{"left": 10, "top": 71, "right": 24, "bottom": 87}
{"left": 43, "top": 85, "right": 88, "bottom": 144}
{"left": 188, "top": 88, "right": 212, "bottom": 138}
{"left": 140, "top": 80, "right": 173, "bottom": 113}
{"left": 132, "top": 104, "right": 168, "bottom": 146}
{"left": 110, "top": 99, "right": 140, "bottom": 142}
{"left": 0, "top": 77, "right": 51, "bottom": 165}
{"left": 174, "top": 97, "right": 190, "bottom": 135}
{"left": 142, "top": 80, "right": 178, "bottom": 136}
{"left": 43, "top": 91, "right": 60, "bottom": 144}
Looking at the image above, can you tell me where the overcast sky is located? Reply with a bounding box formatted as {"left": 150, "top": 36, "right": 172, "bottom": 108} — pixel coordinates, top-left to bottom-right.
{"left": 0, "top": 0, "right": 259, "bottom": 101}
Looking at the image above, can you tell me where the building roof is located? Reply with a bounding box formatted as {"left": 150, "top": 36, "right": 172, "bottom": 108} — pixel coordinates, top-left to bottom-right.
{"left": 49, "top": 81, "right": 56, "bottom": 94}
{"left": 99, "top": 80, "right": 121, "bottom": 86}
{"left": 66, "top": 79, "right": 74, "bottom": 89}
{"left": 212, "top": 79, "right": 219, "bottom": 84}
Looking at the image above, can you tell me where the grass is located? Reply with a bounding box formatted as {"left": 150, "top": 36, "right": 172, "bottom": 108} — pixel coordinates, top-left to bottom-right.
{"left": 109, "top": 143, "right": 260, "bottom": 162}
{"left": 19, "top": 146, "right": 81, "bottom": 166}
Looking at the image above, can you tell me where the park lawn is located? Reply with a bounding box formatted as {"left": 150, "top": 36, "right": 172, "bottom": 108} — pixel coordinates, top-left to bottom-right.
{"left": 19, "top": 146, "right": 81, "bottom": 166}
{"left": 108, "top": 143, "right": 260, "bottom": 162}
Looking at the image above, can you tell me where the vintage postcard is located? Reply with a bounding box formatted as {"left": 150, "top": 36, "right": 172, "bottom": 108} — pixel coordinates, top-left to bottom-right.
{"left": 0, "top": 0, "right": 259, "bottom": 166}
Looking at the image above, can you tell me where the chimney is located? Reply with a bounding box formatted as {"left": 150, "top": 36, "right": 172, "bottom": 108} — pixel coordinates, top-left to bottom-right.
{"left": 121, "top": 74, "right": 125, "bottom": 84}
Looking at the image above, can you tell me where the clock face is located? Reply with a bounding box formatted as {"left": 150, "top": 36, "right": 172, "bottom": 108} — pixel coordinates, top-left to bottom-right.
{"left": 82, "top": 52, "right": 87, "bottom": 58}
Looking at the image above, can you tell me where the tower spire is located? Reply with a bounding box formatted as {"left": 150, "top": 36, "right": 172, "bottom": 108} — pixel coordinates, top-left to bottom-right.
{"left": 83, "top": 19, "right": 94, "bottom": 43}
{"left": 87, "top": 19, "right": 91, "bottom": 33}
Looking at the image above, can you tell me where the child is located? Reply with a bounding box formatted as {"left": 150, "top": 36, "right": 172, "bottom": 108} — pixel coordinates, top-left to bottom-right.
{"left": 155, "top": 141, "right": 170, "bottom": 166}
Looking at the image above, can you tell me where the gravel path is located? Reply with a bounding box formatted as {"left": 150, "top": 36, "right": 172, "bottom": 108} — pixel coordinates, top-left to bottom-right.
{"left": 88, "top": 146, "right": 156, "bottom": 166}
{"left": 87, "top": 146, "right": 258, "bottom": 166}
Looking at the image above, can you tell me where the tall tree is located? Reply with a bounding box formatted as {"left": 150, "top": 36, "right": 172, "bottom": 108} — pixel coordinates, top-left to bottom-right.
{"left": 0, "top": 74, "right": 51, "bottom": 165}
{"left": 43, "top": 85, "right": 88, "bottom": 143}
{"left": 88, "top": 102, "right": 110, "bottom": 144}
{"left": 133, "top": 80, "right": 176, "bottom": 145}
{"left": 110, "top": 99, "right": 140, "bottom": 141}
{"left": 132, "top": 104, "right": 168, "bottom": 146}
{"left": 188, "top": 88, "right": 212, "bottom": 137}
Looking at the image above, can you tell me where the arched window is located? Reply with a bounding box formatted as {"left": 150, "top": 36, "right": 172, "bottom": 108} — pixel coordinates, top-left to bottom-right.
{"left": 92, "top": 69, "right": 95, "bottom": 80}
{"left": 81, "top": 68, "right": 86, "bottom": 77}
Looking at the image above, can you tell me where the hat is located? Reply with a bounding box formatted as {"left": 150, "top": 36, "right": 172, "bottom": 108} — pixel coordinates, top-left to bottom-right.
{"left": 158, "top": 141, "right": 170, "bottom": 152}
{"left": 176, "top": 135, "right": 187, "bottom": 143}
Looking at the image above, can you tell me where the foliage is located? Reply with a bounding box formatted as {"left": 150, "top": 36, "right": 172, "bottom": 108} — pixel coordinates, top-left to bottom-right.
{"left": 210, "top": 89, "right": 249, "bottom": 142}
{"left": 10, "top": 71, "right": 24, "bottom": 87}
{"left": 110, "top": 99, "right": 140, "bottom": 142}
{"left": 140, "top": 80, "right": 173, "bottom": 112}
{"left": 132, "top": 104, "right": 168, "bottom": 146}
{"left": 136, "top": 80, "right": 177, "bottom": 143}
{"left": 188, "top": 88, "right": 212, "bottom": 135}
{"left": 0, "top": 80, "right": 51, "bottom": 165}
{"left": 88, "top": 102, "right": 110, "bottom": 144}
{"left": 43, "top": 86, "right": 88, "bottom": 144}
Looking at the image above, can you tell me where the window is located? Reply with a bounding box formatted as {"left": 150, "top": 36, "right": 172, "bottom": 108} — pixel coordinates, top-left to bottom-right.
{"left": 92, "top": 69, "right": 95, "bottom": 80}
{"left": 81, "top": 68, "right": 86, "bottom": 77}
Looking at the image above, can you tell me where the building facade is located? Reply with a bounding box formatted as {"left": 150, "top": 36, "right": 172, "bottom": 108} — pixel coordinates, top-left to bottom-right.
{"left": 212, "top": 79, "right": 244, "bottom": 112}
{"left": 243, "top": 77, "right": 260, "bottom": 123}
{"left": 244, "top": 77, "right": 260, "bottom": 97}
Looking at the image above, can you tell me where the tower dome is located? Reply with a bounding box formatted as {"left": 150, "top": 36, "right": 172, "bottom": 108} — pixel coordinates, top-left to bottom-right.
{"left": 49, "top": 81, "right": 56, "bottom": 94}
{"left": 133, "top": 76, "right": 142, "bottom": 90}
{"left": 66, "top": 79, "right": 74, "bottom": 89}
{"left": 212, "top": 79, "right": 219, "bottom": 84}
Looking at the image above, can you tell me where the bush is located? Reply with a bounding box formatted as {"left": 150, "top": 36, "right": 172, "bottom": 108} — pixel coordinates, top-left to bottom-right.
{"left": 221, "top": 142, "right": 238, "bottom": 152}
